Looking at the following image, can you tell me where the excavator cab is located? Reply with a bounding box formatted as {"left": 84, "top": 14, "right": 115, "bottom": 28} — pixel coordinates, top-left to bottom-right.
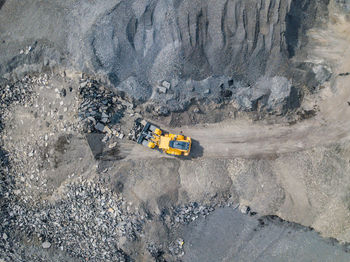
{"left": 169, "top": 141, "right": 190, "bottom": 151}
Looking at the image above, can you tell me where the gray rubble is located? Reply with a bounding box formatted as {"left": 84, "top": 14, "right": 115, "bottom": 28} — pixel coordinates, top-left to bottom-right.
{"left": 0, "top": 75, "right": 140, "bottom": 261}
{"left": 165, "top": 202, "right": 216, "bottom": 226}
{"left": 4, "top": 178, "right": 144, "bottom": 261}
{"left": 78, "top": 78, "right": 128, "bottom": 134}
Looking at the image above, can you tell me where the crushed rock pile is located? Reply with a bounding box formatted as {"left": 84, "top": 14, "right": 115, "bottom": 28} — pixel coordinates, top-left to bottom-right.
{"left": 3, "top": 178, "right": 144, "bottom": 261}
{"left": 167, "top": 202, "right": 216, "bottom": 226}
{"left": 78, "top": 77, "right": 140, "bottom": 144}
{"left": 78, "top": 78, "right": 127, "bottom": 132}
{"left": 0, "top": 74, "right": 145, "bottom": 261}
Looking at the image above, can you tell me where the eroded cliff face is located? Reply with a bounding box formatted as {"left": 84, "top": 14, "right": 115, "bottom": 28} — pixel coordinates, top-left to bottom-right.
{"left": 88, "top": 0, "right": 329, "bottom": 113}
{"left": 0, "top": 0, "right": 330, "bottom": 115}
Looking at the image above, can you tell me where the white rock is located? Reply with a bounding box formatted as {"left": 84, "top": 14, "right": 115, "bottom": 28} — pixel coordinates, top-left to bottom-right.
{"left": 80, "top": 81, "right": 88, "bottom": 88}
{"left": 240, "top": 205, "right": 249, "bottom": 214}
{"left": 162, "top": 80, "right": 171, "bottom": 89}
{"left": 42, "top": 241, "right": 51, "bottom": 249}
{"left": 158, "top": 86, "right": 167, "bottom": 94}
{"left": 109, "top": 142, "right": 117, "bottom": 149}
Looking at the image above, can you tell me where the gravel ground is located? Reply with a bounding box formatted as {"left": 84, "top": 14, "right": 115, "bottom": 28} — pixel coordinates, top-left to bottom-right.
{"left": 183, "top": 207, "right": 350, "bottom": 262}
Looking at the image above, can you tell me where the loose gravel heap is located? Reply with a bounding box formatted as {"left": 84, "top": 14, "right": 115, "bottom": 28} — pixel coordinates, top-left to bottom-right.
{"left": 1, "top": 73, "right": 83, "bottom": 202}
{"left": 0, "top": 75, "right": 36, "bottom": 203}
{"left": 0, "top": 74, "right": 146, "bottom": 261}
{"left": 78, "top": 78, "right": 131, "bottom": 133}
{"left": 165, "top": 202, "right": 216, "bottom": 226}
{"left": 4, "top": 177, "right": 145, "bottom": 261}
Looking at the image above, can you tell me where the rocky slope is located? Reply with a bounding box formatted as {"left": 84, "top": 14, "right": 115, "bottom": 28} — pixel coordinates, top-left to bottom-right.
{"left": 0, "top": 0, "right": 331, "bottom": 115}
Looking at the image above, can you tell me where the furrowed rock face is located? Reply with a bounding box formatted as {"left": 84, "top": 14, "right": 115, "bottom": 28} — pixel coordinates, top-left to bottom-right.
{"left": 0, "top": 0, "right": 329, "bottom": 114}
{"left": 92, "top": 0, "right": 289, "bottom": 81}
{"left": 89, "top": 0, "right": 329, "bottom": 112}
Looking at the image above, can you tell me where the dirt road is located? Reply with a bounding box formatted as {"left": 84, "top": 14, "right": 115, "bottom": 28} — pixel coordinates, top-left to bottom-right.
{"left": 127, "top": 9, "right": 350, "bottom": 160}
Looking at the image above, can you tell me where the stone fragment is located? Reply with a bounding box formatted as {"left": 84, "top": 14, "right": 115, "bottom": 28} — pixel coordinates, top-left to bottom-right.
{"left": 60, "top": 88, "right": 66, "bottom": 97}
{"left": 80, "top": 81, "right": 88, "bottom": 88}
{"left": 240, "top": 205, "right": 250, "bottom": 214}
{"left": 158, "top": 86, "right": 167, "bottom": 94}
{"left": 162, "top": 80, "right": 171, "bottom": 89}
{"left": 108, "top": 142, "right": 117, "bottom": 149}
{"left": 104, "top": 126, "right": 112, "bottom": 134}
{"left": 95, "top": 122, "right": 105, "bottom": 132}
{"left": 42, "top": 241, "right": 51, "bottom": 249}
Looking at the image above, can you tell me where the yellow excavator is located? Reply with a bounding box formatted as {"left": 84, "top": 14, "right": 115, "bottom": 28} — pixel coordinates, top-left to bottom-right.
{"left": 135, "top": 119, "right": 191, "bottom": 156}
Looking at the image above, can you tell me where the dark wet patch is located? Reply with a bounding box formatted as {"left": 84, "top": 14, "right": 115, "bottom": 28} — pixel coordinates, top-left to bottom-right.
{"left": 85, "top": 133, "right": 126, "bottom": 161}
{"left": 54, "top": 135, "right": 70, "bottom": 154}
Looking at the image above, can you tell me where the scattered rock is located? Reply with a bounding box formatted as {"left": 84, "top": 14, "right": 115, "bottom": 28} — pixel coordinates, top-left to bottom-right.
{"left": 60, "top": 88, "right": 67, "bottom": 98}
{"left": 169, "top": 238, "right": 185, "bottom": 257}
{"left": 116, "top": 76, "right": 151, "bottom": 102}
{"left": 4, "top": 177, "right": 143, "bottom": 260}
{"left": 240, "top": 205, "right": 250, "bottom": 214}
{"left": 24, "top": 46, "right": 32, "bottom": 55}
{"left": 166, "top": 202, "right": 215, "bottom": 226}
{"left": 80, "top": 81, "right": 88, "bottom": 88}
{"left": 42, "top": 241, "right": 51, "bottom": 249}
{"left": 312, "top": 64, "right": 332, "bottom": 84}
{"left": 221, "top": 89, "right": 233, "bottom": 98}
{"left": 104, "top": 126, "right": 112, "bottom": 135}
{"left": 108, "top": 142, "right": 117, "bottom": 149}
{"left": 154, "top": 105, "right": 170, "bottom": 116}
{"left": 94, "top": 123, "right": 105, "bottom": 133}
{"left": 162, "top": 80, "right": 171, "bottom": 89}
{"left": 193, "top": 107, "right": 200, "bottom": 113}
{"left": 158, "top": 86, "right": 167, "bottom": 94}
{"left": 78, "top": 77, "right": 129, "bottom": 133}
